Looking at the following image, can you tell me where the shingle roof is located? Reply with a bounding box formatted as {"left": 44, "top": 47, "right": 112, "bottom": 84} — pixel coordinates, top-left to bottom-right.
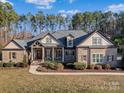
{"left": 13, "top": 30, "right": 113, "bottom": 49}
{"left": 51, "top": 30, "right": 87, "bottom": 47}
{"left": 13, "top": 39, "right": 28, "bottom": 49}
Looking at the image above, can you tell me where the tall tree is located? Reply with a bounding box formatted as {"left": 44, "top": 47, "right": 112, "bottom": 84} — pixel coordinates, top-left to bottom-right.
{"left": 36, "top": 11, "right": 45, "bottom": 33}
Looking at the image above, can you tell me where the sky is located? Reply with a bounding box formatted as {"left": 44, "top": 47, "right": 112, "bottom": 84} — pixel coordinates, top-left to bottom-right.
{"left": 1, "top": 0, "right": 124, "bottom": 15}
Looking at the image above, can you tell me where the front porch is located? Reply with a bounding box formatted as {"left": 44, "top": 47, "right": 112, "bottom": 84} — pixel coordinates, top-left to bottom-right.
{"left": 31, "top": 46, "right": 65, "bottom": 63}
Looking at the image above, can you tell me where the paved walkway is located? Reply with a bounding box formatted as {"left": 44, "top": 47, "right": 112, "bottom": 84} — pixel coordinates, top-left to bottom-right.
{"left": 29, "top": 65, "right": 124, "bottom": 76}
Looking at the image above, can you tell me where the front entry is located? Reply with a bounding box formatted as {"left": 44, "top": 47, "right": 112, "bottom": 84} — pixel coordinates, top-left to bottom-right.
{"left": 34, "top": 48, "right": 42, "bottom": 60}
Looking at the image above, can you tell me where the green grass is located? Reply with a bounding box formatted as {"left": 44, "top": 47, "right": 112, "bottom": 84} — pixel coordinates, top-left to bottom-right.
{"left": 0, "top": 68, "right": 124, "bottom": 93}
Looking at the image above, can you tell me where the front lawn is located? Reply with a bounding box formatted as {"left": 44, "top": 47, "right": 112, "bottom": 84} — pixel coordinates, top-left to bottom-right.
{"left": 0, "top": 68, "right": 124, "bottom": 93}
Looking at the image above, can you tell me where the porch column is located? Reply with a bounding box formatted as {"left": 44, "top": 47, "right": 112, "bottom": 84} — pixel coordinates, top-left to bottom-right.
{"left": 31, "top": 47, "right": 33, "bottom": 61}
{"left": 52, "top": 47, "right": 54, "bottom": 61}
{"left": 42, "top": 47, "right": 45, "bottom": 62}
{"left": 62, "top": 47, "right": 64, "bottom": 62}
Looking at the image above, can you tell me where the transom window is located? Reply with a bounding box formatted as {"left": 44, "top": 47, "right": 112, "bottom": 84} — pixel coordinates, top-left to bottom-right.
{"left": 92, "top": 37, "right": 102, "bottom": 45}
{"left": 92, "top": 54, "right": 104, "bottom": 63}
{"left": 46, "top": 37, "right": 52, "bottom": 43}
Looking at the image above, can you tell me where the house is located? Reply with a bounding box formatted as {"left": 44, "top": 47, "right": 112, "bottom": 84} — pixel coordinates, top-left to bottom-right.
{"left": 2, "top": 30, "right": 118, "bottom": 67}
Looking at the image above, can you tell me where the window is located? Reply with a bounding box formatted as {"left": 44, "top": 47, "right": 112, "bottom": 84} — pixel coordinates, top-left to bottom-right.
{"left": 46, "top": 37, "right": 52, "bottom": 43}
{"left": 92, "top": 37, "right": 102, "bottom": 45}
{"left": 65, "top": 50, "right": 75, "bottom": 56}
{"left": 81, "top": 55, "right": 87, "bottom": 61}
{"left": 55, "top": 49, "right": 62, "bottom": 58}
{"left": 107, "top": 55, "right": 114, "bottom": 62}
{"left": 92, "top": 54, "right": 104, "bottom": 63}
{"left": 67, "top": 39, "right": 73, "bottom": 47}
{"left": 45, "top": 49, "right": 52, "bottom": 59}
{"left": 12, "top": 52, "right": 16, "bottom": 59}
{"left": 69, "top": 40, "right": 73, "bottom": 46}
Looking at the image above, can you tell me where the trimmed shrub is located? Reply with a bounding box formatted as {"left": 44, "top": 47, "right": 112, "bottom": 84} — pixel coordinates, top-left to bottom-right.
{"left": 42, "top": 62, "right": 56, "bottom": 70}
{"left": 95, "top": 64, "right": 102, "bottom": 70}
{"left": 87, "top": 64, "right": 95, "bottom": 69}
{"left": 41, "top": 62, "right": 64, "bottom": 70}
{"left": 15, "top": 62, "right": 28, "bottom": 67}
{"left": 74, "top": 62, "right": 86, "bottom": 70}
{"left": 0, "top": 62, "right": 3, "bottom": 67}
{"left": 66, "top": 63, "right": 74, "bottom": 69}
{"left": 56, "top": 63, "right": 64, "bottom": 71}
{"left": 3, "top": 62, "right": 14, "bottom": 67}
{"left": 102, "top": 64, "right": 111, "bottom": 70}
{"left": 48, "top": 62, "right": 56, "bottom": 70}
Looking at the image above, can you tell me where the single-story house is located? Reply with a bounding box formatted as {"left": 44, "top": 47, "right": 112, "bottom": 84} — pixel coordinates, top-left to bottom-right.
{"left": 2, "top": 30, "right": 118, "bottom": 67}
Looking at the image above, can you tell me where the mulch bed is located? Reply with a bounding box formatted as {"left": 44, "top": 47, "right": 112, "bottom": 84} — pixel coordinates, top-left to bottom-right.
{"left": 37, "top": 68, "right": 124, "bottom": 73}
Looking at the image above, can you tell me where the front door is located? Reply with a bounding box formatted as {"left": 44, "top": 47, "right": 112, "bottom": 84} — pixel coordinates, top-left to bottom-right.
{"left": 35, "top": 49, "right": 42, "bottom": 60}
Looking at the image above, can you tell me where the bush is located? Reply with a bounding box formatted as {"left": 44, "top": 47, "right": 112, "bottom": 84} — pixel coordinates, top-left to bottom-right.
{"left": 95, "top": 64, "right": 102, "bottom": 70}
{"left": 56, "top": 63, "right": 64, "bottom": 71}
{"left": 42, "top": 62, "right": 57, "bottom": 70}
{"left": 74, "top": 62, "right": 86, "bottom": 70}
{"left": 15, "top": 62, "right": 28, "bottom": 67}
{"left": 41, "top": 62, "right": 64, "bottom": 70}
{"left": 66, "top": 63, "right": 74, "bottom": 69}
{"left": 0, "top": 62, "right": 3, "bottom": 67}
{"left": 102, "top": 64, "right": 111, "bottom": 70}
{"left": 48, "top": 62, "right": 56, "bottom": 70}
{"left": 3, "top": 62, "right": 14, "bottom": 67}
{"left": 87, "top": 64, "right": 95, "bottom": 69}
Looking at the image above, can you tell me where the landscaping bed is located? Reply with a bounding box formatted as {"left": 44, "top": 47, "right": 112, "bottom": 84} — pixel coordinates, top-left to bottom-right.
{"left": 36, "top": 62, "right": 124, "bottom": 73}
{"left": 36, "top": 67, "right": 124, "bottom": 73}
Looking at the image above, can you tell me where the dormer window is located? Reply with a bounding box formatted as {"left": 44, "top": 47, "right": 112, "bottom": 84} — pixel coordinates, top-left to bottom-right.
{"left": 46, "top": 37, "right": 52, "bottom": 43}
{"left": 67, "top": 34, "right": 74, "bottom": 47}
{"left": 67, "top": 39, "right": 73, "bottom": 47}
{"left": 92, "top": 37, "right": 102, "bottom": 45}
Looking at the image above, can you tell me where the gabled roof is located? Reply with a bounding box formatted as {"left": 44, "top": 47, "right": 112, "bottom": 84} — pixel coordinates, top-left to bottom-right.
{"left": 66, "top": 34, "right": 74, "bottom": 38}
{"left": 3, "top": 39, "right": 27, "bottom": 50}
{"left": 3, "top": 30, "right": 115, "bottom": 49}
{"left": 13, "top": 39, "right": 28, "bottom": 49}
{"left": 27, "top": 32, "right": 64, "bottom": 47}
{"left": 76, "top": 30, "right": 115, "bottom": 47}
